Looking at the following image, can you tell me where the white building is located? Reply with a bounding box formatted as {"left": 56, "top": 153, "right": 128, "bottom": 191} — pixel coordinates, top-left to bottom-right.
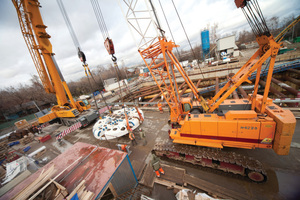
{"left": 217, "top": 35, "right": 239, "bottom": 58}
{"left": 104, "top": 78, "right": 128, "bottom": 92}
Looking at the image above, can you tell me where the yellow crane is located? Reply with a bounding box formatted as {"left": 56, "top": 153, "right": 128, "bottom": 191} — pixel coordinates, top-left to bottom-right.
{"left": 12, "top": 0, "right": 99, "bottom": 126}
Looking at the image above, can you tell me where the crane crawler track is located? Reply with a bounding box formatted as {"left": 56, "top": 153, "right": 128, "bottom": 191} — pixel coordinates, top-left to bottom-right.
{"left": 153, "top": 142, "right": 267, "bottom": 183}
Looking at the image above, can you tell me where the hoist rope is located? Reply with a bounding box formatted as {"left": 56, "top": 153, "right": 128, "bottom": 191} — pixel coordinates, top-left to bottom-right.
{"left": 149, "top": 0, "right": 165, "bottom": 38}
{"left": 90, "top": 0, "right": 110, "bottom": 41}
{"left": 170, "top": 0, "right": 204, "bottom": 78}
{"left": 56, "top": 0, "right": 81, "bottom": 50}
{"left": 57, "top": 0, "right": 111, "bottom": 114}
{"left": 158, "top": 0, "right": 182, "bottom": 61}
{"left": 90, "top": 0, "right": 124, "bottom": 102}
{"left": 241, "top": 0, "right": 269, "bottom": 36}
{"left": 90, "top": 0, "right": 132, "bottom": 123}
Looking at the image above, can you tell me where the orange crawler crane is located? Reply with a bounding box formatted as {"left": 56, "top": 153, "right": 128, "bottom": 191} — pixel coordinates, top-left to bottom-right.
{"left": 120, "top": 0, "right": 296, "bottom": 182}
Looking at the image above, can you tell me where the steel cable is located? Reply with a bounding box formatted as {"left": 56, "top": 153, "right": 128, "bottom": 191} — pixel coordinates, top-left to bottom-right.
{"left": 57, "top": 0, "right": 111, "bottom": 113}
{"left": 242, "top": 0, "right": 270, "bottom": 36}
{"left": 57, "top": 0, "right": 81, "bottom": 50}
{"left": 158, "top": 0, "right": 182, "bottom": 61}
{"left": 170, "top": 0, "right": 204, "bottom": 77}
{"left": 91, "top": 0, "right": 110, "bottom": 40}
{"left": 90, "top": 0, "right": 129, "bottom": 109}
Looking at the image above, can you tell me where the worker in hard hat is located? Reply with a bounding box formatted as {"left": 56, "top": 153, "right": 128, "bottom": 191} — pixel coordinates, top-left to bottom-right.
{"left": 139, "top": 128, "right": 147, "bottom": 146}
{"left": 129, "top": 130, "right": 137, "bottom": 146}
{"left": 151, "top": 150, "right": 164, "bottom": 178}
{"left": 157, "top": 102, "right": 163, "bottom": 113}
{"left": 117, "top": 144, "right": 131, "bottom": 155}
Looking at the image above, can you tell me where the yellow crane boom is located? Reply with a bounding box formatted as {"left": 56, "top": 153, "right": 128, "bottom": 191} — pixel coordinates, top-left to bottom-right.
{"left": 12, "top": 0, "right": 96, "bottom": 125}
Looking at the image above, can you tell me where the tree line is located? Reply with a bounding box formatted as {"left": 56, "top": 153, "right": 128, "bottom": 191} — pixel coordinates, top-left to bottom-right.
{"left": 0, "top": 65, "right": 127, "bottom": 121}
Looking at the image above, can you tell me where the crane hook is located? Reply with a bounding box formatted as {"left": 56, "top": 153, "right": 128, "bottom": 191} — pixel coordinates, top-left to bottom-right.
{"left": 111, "top": 55, "right": 117, "bottom": 62}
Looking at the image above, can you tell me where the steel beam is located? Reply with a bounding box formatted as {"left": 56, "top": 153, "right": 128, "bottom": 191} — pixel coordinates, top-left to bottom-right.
{"left": 179, "top": 85, "right": 189, "bottom": 97}
{"left": 284, "top": 75, "right": 300, "bottom": 85}
{"left": 238, "top": 87, "right": 248, "bottom": 98}
{"left": 287, "top": 68, "right": 300, "bottom": 75}
{"left": 232, "top": 89, "right": 239, "bottom": 99}
{"left": 215, "top": 77, "right": 219, "bottom": 96}
{"left": 273, "top": 98, "right": 300, "bottom": 103}
{"left": 271, "top": 77, "right": 299, "bottom": 96}
{"left": 259, "top": 80, "right": 287, "bottom": 98}
{"left": 189, "top": 79, "right": 202, "bottom": 98}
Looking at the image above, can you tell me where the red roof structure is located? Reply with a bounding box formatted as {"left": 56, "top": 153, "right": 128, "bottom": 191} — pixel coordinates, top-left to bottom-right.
{"left": 1, "top": 142, "right": 136, "bottom": 199}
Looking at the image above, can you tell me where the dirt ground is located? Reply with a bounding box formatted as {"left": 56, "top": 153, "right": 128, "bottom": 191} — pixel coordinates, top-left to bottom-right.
{"left": 2, "top": 110, "right": 300, "bottom": 199}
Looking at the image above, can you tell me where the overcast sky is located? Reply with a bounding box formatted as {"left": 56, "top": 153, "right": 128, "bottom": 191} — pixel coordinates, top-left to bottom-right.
{"left": 0, "top": 0, "right": 299, "bottom": 89}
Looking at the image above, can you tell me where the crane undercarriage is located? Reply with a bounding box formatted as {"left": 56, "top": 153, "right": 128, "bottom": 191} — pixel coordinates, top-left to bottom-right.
{"left": 154, "top": 142, "right": 267, "bottom": 182}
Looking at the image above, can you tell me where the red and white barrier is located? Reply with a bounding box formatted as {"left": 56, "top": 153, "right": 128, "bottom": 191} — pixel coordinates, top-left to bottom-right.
{"left": 56, "top": 122, "right": 82, "bottom": 140}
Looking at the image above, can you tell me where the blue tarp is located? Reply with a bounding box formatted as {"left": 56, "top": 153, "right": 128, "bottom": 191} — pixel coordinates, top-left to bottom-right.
{"left": 93, "top": 90, "right": 100, "bottom": 96}
{"left": 8, "top": 141, "right": 20, "bottom": 147}
{"left": 70, "top": 193, "right": 79, "bottom": 200}
{"left": 23, "top": 146, "right": 31, "bottom": 152}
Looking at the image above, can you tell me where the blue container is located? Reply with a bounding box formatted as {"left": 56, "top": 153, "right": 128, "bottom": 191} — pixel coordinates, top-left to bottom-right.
{"left": 201, "top": 30, "right": 210, "bottom": 59}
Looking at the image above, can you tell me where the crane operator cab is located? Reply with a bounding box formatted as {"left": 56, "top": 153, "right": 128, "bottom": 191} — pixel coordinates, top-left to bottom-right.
{"left": 181, "top": 98, "right": 192, "bottom": 114}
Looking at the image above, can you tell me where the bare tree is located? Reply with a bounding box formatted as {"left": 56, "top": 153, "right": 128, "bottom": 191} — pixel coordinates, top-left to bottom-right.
{"left": 210, "top": 23, "right": 219, "bottom": 45}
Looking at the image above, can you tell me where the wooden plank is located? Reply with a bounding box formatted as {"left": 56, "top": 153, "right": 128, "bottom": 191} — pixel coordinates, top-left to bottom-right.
{"left": 143, "top": 82, "right": 185, "bottom": 107}
{"left": 66, "top": 180, "right": 86, "bottom": 200}
{"left": 0, "top": 170, "right": 31, "bottom": 196}
{"left": 184, "top": 174, "right": 251, "bottom": 200}
{"left": 143, "top": 92, "right": 162, "bottom": 107}
{"left": 79, "top": 189, "right": 88, "bottom": 199}
{"left": 52, "top": 180, "right": 67, "bottom": 191}
{"left": 55, "top": 188, "right": 61, "bottom": 197}
{"left": 139, "top": 163, "right": 155, "bottom": 188}
{"left": 154, "top": 178, "right": 186, "bottom": 190}
{"left": 160, "top": 164, "right": 186, "bottom": 185}
{"left": 83, "top": 191, "right": 95, "bottom": 200}
{"left": 135, "top": 89, "right": 161, "bottom": 99}
{"left": 12, "top": 165, "right": 56, "bottom": 200}
{"left": 77, "top": 184, "right": 86, "bottom": 197}
{"left": 157, "top": 164, "right": 250, "bottom": 200}
{"left": 131, "top": 160, "right": 146, "bottom": 180}
{"left": 28, "top": 156, "right": 82, "bottom": 200}
{"left": 54, "top": 193, "right": 65, "bottom": 200}
{"left": 108, "top": 182, "right": 118, "bottom": 198}
{"left": 34, "top": 149, "right": 46, "bottom": 158}
{"left": 131, "top": 85, "right": 158, "bottom": 95}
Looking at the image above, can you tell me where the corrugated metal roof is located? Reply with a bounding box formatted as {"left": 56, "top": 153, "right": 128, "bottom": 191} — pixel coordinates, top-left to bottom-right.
{"left": 1, "top": 142, "right": 127, "bottom": 200}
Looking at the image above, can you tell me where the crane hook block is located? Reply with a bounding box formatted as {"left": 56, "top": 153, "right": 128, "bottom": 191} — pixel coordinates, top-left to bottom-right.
{"left": 104, "top": 37, "right": 115, "bottom": 55}
{"left": 78, "top": 48, "right": 86, "bottom": 64}
{"left": 234, "top": 0, "right": 249, "bottom": 8}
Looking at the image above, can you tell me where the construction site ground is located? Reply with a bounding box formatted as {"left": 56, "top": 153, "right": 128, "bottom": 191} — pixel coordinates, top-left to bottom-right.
{"left": 2, "top": 109, "right": 300, "bottom": 200}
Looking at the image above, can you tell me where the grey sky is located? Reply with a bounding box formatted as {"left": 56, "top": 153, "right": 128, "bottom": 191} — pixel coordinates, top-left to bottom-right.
{"left": 0, "top": 0, "right": 299, "bottom": 89}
